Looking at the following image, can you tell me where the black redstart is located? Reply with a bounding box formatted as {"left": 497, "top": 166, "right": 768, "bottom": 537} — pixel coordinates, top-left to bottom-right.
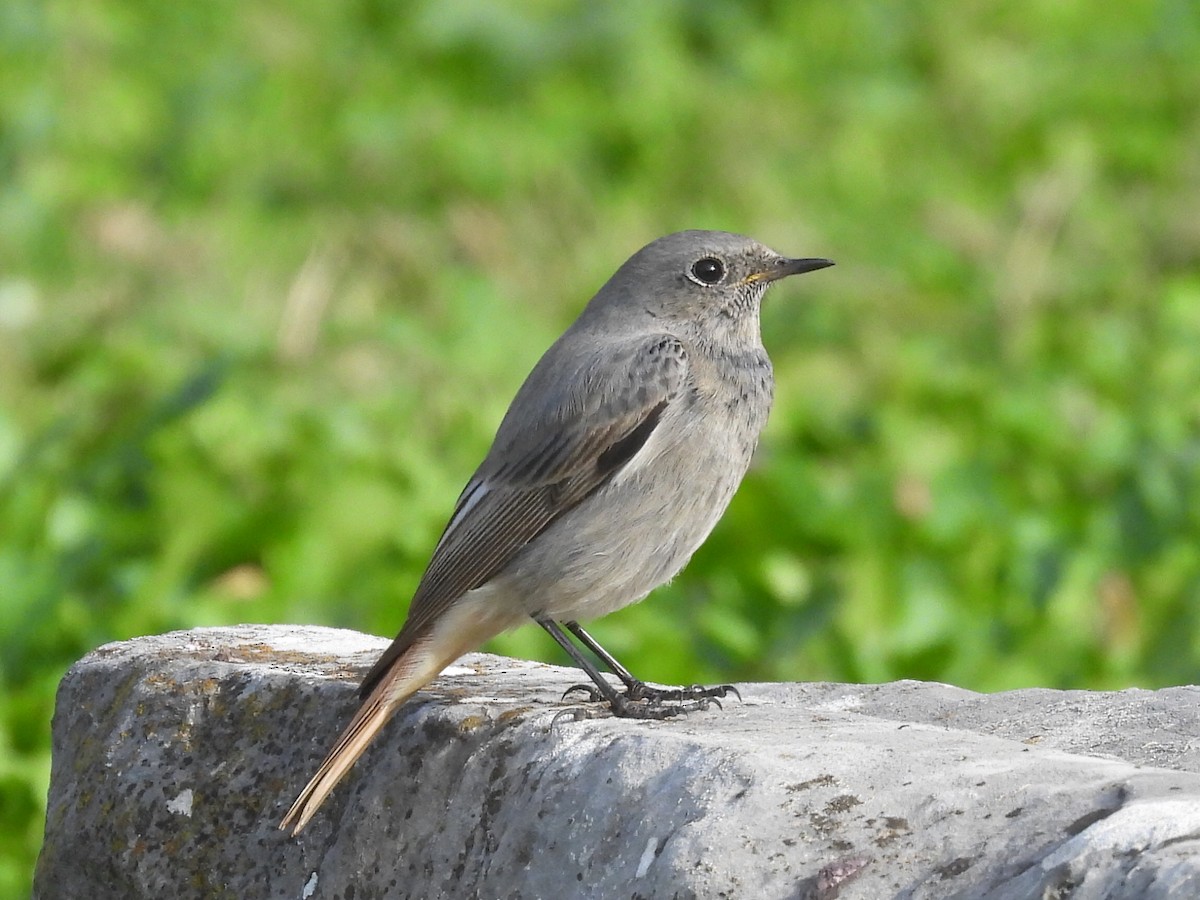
{"left": 281, "top": 230, "right": 833, "bottom": 833}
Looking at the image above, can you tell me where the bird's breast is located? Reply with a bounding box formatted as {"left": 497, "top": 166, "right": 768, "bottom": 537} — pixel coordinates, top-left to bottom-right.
{"left": 606, "top": 346, "right": 774, "bottom": 533}
{"left": 498, "top": 344, "right": 775, "bottom": 621}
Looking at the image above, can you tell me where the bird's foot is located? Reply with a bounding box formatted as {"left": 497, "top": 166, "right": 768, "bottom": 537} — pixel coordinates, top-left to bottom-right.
{"left": 607, "top": 693, "right": 715, "bottom": 719}
{"left": 559, "top": 680, "right": 739, "bottom": 719}
{"left": 625, "top": 681, "right": 742, "bottom": 704}
{"left": 561, "top": 682, "right": 605, "bottom": 703}
{"left": 550, "top": 705, "right": 606, "bottom": 727}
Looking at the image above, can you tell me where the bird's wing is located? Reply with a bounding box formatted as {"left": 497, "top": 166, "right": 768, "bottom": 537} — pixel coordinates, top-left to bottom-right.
{"left": 358, "top": 333, "right": 688, "bottom": 696}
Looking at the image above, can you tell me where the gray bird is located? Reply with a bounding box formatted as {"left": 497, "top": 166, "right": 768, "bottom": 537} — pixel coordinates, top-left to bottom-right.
{"left": 281, "top": 230, "right": 833, "bottom": 833}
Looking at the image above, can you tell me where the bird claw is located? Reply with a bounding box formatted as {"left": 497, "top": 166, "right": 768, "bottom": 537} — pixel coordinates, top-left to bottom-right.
{"left": 627, "top": 681, "right": 740, "bottom": 704}
{"left": 555, "top": 679, "right": 741, "bottom": 722}
{"left": 550, "top": 706, "right": 595, "bottom": 728}
{"left": 561, "top": 683, "right": 604, "bottom": 702}
{"left": 608, "top": 695, "right": 719, "bottom": 719}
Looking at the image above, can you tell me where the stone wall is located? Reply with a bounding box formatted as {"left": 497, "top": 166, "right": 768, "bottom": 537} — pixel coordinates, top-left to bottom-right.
{"left": 34, "top": 625, "right": 1200, "bottom": 899}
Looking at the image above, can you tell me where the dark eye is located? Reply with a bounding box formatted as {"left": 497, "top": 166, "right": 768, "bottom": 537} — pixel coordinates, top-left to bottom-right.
{"left": 690, "top": 257, "right": 725, "bottom": 285}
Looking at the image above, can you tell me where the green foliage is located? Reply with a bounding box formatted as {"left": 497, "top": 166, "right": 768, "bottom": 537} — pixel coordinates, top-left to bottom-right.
{"left": 2, "top": 0, "right": 1199, "bottom": 893}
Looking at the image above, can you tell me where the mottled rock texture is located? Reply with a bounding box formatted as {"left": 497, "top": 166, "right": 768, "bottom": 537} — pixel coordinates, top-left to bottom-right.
{"left": 35, "top": 626, "right": 1200, "bottom": 899}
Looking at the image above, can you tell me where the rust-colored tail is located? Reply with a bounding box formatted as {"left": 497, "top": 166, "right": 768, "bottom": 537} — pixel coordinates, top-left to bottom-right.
{"left": 280, "top": 586, "right": 524, "bottom": 834}
{"left": 280, "top": 636, "right": 443, "bottom": 835}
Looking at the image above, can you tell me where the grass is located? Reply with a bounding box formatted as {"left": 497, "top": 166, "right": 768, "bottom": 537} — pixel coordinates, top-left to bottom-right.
{"left": 2, "top": 1, "right": 1199, "bottom": 895}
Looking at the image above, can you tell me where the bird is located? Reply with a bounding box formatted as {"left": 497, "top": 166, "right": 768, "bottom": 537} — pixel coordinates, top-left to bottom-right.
{"left": 280, "top": 229, "right": 833, "bottom": 834}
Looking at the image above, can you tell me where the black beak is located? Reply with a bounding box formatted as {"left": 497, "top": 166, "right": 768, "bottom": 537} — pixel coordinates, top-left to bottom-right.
{"left": 768, "top": 256, "right": 835, "bottom": 278}
{"left": 759, "top": 257, "right": 835, "bottom": 283}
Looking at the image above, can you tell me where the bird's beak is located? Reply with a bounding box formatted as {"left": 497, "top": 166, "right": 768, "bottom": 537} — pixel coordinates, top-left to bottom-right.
{"left": 745, "top": 257, "right": 835, "bottom": 285}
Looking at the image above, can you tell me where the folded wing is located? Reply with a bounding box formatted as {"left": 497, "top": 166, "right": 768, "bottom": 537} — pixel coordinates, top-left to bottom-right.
{"left": 358, "top": 333, "right": 688, "bottom": 696}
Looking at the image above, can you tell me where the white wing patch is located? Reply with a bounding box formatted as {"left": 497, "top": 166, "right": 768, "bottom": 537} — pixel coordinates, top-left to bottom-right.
{"left": 435, "top": 478, "right": 490, "bottom": 554}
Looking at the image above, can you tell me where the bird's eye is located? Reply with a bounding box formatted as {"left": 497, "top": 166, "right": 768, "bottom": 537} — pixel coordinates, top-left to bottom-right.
{"left": 690, "top": 257, "right": 725, "bottom": 285}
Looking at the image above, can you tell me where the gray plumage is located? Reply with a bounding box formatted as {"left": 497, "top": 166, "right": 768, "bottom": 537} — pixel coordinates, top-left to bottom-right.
{"left": 281, "top": 229, "right": 832, "bottom": 833}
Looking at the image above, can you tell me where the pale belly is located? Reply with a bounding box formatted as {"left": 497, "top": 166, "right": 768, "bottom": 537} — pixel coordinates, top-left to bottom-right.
{"left": 496, "top": 401, "right": 762, "bottom": 621}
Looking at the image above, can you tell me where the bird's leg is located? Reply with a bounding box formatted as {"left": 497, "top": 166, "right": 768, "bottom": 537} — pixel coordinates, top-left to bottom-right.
{"left": 535, "top": 617, "right": 620, "bottom": 705}
{"left": 561, "top": 620, "right": 640, "bottom": 693}
{"left": 535, "top": 617, "right": 681, "bottom": 718}
{"left": 563, "top": 620, "right": 740, "bottom": 704}
{"left": 533, "top": 616, "right": 737, "bottom": 718}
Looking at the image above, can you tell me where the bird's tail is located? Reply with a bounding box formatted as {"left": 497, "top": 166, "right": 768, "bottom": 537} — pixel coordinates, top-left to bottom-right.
{"left": 279, "top": 635, "right": 444, "bottom": 835}
{"left": 280, "top": 586, "right": 523, "bottom": 835}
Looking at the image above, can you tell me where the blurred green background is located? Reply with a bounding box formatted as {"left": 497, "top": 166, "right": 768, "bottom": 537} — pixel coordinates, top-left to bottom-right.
{"left": 3, "top": 0, "right": 1199, "bottom": 893}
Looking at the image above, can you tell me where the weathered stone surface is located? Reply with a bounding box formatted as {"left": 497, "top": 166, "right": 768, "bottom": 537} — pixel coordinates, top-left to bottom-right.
{"left": 34, "top": 625, "right": 1200, "bottom": 899}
